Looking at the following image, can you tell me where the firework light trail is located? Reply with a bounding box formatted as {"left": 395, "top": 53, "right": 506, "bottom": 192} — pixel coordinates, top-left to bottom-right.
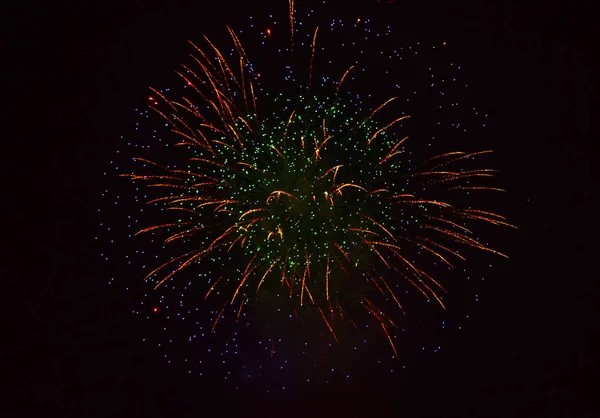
{"left": 100, "top": 0, "right": 514, "bottom": 389}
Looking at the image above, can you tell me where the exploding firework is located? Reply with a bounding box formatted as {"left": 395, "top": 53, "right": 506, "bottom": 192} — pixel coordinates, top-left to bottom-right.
{"left": 101, "top": 0, "right": 513, "bottom": 385}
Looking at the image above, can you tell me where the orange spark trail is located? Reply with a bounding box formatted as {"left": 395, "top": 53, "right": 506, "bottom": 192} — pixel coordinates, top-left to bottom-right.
{"left": 131, "top": 157, "right": 169, "bottom": 171}
{"left": 363, "top": 240, "right": 403, "bottom": 252}
{"left": 211, "top": 302, "right": 228, "bottom": 333}
{"left": 238, "top": 208, "right": 265, "bottom": 220}
{"left": 404, "top": 237, "right": 453, "bottom": 268}
{"left": 227, "top": 124, "right": 245, "bottom": 151}
{"left": 388, "top": 135, "right": 409, "bottom": 153}
{"left": 134, "top": 222, "right": 189, "bottom": 236}
{"left": 235, "top": 298, "right": 246, "bottom": 323}
{"left": 236, "top": 161, "right": 265, "bottom": 173}
{"left": 448, "top": 186, "right": 505, "bottom": 192}
{"left": 379, "top": 275, "right": 406, "bottom": 315}
{"left": 143, "top": 249, "right": 200, "bottom": 282}
{"left": 237, "top": 116, "right": 254, "bottom": 134}
{"left": 190, "top": 157, "right": 226, "bottom": 168}
{"left": 249, "top": 81, "right": 258, "bottom": 124}
{"left": 389, "top": 193, "right": 415, "bottom": 199}
{"left": 239, "top": 57, "right": 248, "bottom": 108}
{"left": 377, "top": 151, "right": 404, "bottom": 166}
{"left": 332, "top": 165, "right": 342, "bottom": 183}
{"left": 166, "top": 207, "right": 197, "bottom": 215}
{"left": 463, "top": 208, "right": 508, "bottom": 220}
{"left": 336, "top": 65, "right": 355, "bottom": 96}
{"left": 164, "top": 225, "right": 207, "bottom": 244}
{"left": 308, "top": 27, "right": 319, "bottom": 88}
{"left": 360, "top": 214, "right": 397, "bottom": 242}
{"left": 204, "top": 276, "right": 223, "bottom": 300}
{"left": 337, "top": 301, "right": 360, "bottom": 331}
{"left": 289, "top": 0, "right": 295, "bottom": 52}
{"left": 153, "top": 248, "right": 212, "bottom": 290}
{"left": 423, "top": 225, "right": 509, "bottom": 258}
{"left": 148, "top": 87, "right": 177, "bottom": 111}
{"left": 269, "top": 145, "right": 290, "bottom": 165}
{"left": 146, "top": 183, "right": 190, "bottom": 189}
{"left": 232, "top": 254, "right": 258, "bottom": 303}
{"left": 206, "top": 224, "right": 238, "bottom": 249}
{"left": 461, "top": 213, "right": 517, "bottom": 228}
{"left": 434, "top": 150, "right": 494, "bottom": 167}
{"left": 367, "top": 116, "right": 411, "bottom": 146}
{"left": 388, "top": 247, "right": 426, "bottom": 278}
{"left": 318, "top": 306, "right": 338, "bottom": 343}
{"left": 317, "top": 164, "right": 344, "bottom": 182}
{"left": 368, "top": 245, "right": 390, "bottom": 269}
{"left": 257, "top": 258, "right": 280, "bottom": 292}
{"left": 283, "top": 110, "right": 296, "bottom": 141}
{"left": 266, "top": 190, "right": 297, "bottom": 204}
{"left": 333, "top": 183, "right": 367, "bottom": 195}
{"left": 123, "top": 174, "right": 181, "bottom": 182}
{"left": 362, "top": 97, "right": 397, "bottom": 127}
{"left": 333, "top": 242, "right": 350, "bottom": 262}
{"left": 424, "top": 214, "right": 473, "bottom": 235}
{"left": 348, "top": 227, "right": 380, "bottom": 237}
{"left": 325, "top": 256, "right": 333, "bottom": 318}
{"left": 366, "top": 273, "right": 385, "bottom": 295}
{"left": 369, "top": 189, "right": 389, "bottom": 195}
{"left": 392, "top": 199, "right": 453, "bottom": 209}
{"left": 415, "top": 276, "right": 446, "bottom": 309}
{"left": 424, "top": 151, "right": 465, "bottom": 164}
{"left": 196, "top": 199, "right": 239, "bottom": 209}
{"left": 300, "top": 267, "right": 308, "bottom": 306}
{"left": 363, "top": 298, "right": 398, "bottom": 357}
{"left": 419, "top": 237, "right": 466, "bottom": 261}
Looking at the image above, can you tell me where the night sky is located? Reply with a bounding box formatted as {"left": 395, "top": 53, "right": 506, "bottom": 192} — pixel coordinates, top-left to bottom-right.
{"left": 6, "top": 0, "right": 598, "bottom": 416}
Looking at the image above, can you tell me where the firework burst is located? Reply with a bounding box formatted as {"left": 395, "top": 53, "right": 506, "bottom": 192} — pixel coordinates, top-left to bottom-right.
{"left": 102, "top": 0, "right": 514, "bottom": 381}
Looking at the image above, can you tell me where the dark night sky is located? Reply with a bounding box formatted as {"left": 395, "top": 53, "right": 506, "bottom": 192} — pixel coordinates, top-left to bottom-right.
{"left": 5, "top": 0, "right": 599, "bottom": 416}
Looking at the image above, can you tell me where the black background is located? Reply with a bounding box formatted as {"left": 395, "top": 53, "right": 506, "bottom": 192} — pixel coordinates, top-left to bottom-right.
{"left": 5, "top": 0, "right": 598, "bottom": 416}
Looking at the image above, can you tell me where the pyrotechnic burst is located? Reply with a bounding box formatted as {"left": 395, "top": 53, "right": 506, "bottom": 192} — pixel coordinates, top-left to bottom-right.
{"left": 100, "top": 0, "right": 513, "bottom": 386}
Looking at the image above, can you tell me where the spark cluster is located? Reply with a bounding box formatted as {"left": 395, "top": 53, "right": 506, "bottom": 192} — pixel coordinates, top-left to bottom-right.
{"left": 99, "top": 0, "right": 513, "bottom": 389}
